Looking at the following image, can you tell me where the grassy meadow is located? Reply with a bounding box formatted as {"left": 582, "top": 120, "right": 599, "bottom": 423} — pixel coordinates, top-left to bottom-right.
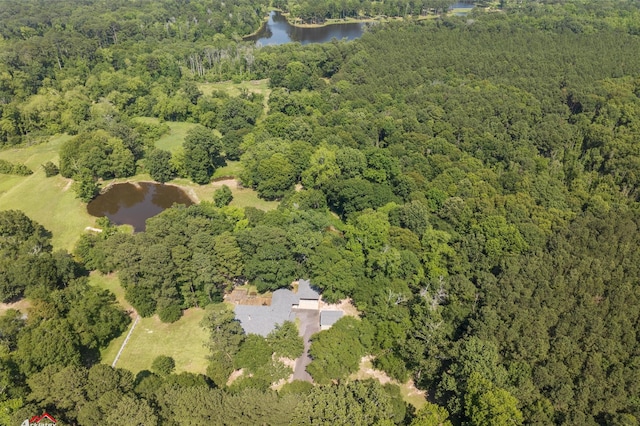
{"left": 100, "top": 307, "right": 210, "bottom": 375}
{"left": 180, "top": 176, "right": 279, "bottom": 211}
{"left": 199, "top": 79, "right": 271, "bottom": 114}
{"left": 0, "top": 135, "right": 96, "bottom": 252}
{"left": 91, "top": 270, "right": 210, "bottom": 375}
{"left": 150, "top": 120, "right": 200, "bottom": 153}
{"left": 198, "top": 79, "right": 270, "bottom": 99}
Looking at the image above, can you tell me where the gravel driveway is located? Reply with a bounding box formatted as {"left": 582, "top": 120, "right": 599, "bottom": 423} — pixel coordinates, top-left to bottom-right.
{"left": 292, "top": 308, "right": 320, "bottom": 382}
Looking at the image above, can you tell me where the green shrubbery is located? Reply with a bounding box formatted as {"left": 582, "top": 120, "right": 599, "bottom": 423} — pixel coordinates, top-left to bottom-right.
{"left": 0, "top": 159, "right": 32, "bottom": 176}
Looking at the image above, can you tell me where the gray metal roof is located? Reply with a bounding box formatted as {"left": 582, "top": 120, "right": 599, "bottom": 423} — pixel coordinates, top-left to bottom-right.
{"left": 320, "top": 310, "right": 343, "bottom": 327}
{"left": 234, "top": 288, "right": 299, "bottom": 336}
{"left": 233, "top": 279, "right": 325, "bottom": 336}
{"left": 297, "top": 279, "right": 320, "bottom": 300}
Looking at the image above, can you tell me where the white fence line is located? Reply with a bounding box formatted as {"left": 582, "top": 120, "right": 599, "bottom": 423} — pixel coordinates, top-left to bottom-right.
{"left": 112, "top": 315, "right": 140, "bottom": 368}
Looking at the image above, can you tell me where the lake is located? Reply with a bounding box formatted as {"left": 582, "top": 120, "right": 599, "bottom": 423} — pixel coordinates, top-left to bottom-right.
{"left": 87, "top": 182, "right": 194, "bottom": 232}
{"left": 246, "top": 11, "right": 367, "bottom": 46}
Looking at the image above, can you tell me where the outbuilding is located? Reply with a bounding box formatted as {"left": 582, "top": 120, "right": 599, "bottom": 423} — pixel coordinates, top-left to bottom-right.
{"left": 320, "top": 310, "right": 344, "bottom": 330}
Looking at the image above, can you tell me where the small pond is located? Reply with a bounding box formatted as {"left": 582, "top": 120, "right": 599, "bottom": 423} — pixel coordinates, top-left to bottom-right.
{"left": 246, "top": 11, "right": 367, "bottom": 46}
{"left": 87, "top": 182, "right": 194, "bottom": 232}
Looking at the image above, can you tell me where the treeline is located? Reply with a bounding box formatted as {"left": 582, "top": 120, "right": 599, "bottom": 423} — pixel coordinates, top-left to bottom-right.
{"left": 0, "top": 0, "right": 266, "bottom": 45}
{"left": 274, "top": 0, "right": 458, "bottom": 24}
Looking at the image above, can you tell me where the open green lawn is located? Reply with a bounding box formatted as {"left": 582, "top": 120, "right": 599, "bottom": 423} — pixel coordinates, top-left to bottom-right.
{"left": 212, "top": 160, "right": 243, "bottom": 179}
{"left": 198, "top": 79, "right": 270, "bottom": 99}
{"left": 91, "top": 263, "right": 209, "bottom": 377}
{"left": 100, "top": 305, "right": 210, "bottom": 375}
{"left": 0, "top": 135, "right": 96, "bottom": 251}
{"left": 134, "top": 118, "right": 202, "bottom": 153}
{"left": 169, "top": 177, "right": 279, "bottom": 211}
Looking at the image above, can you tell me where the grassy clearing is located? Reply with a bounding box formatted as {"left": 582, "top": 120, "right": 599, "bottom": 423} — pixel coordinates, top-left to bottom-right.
{"left": 198, "top": 79, "right": 270, "bottom": 98}
{"left": 199, "top": 79, "right": 271, "bottom": 114}
{"left": 212, "top": 160, "right": 243, "bottom": 179}
{"left": 101, "top": 307, "right": 210, "bottom": 375}
{"left": 134, "top": 118, "right": 202, "bottom": 153}
{"left": 0, "top": 135, "right": 96, "bottom": 252}
{"left": 90, "top": 259, "right": 211, "bottom": 376}
{"left": 169, "top": 177, "right": 279, "bottom": 211}
{"left": 400, "top": 384, "right": 427, "bottom": 410}
{"left": 227, "top": 187, "right": 279, "bottom": 210}
{"left": 450, "top": 7, "right": 473, "bottom": 14}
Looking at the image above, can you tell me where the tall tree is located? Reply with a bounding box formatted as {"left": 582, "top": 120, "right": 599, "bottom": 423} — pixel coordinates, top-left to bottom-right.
{"left": 183, "top": 126, "right": 223, "bottom": 185}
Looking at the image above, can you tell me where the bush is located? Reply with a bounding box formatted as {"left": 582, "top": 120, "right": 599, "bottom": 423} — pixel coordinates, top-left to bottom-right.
{"left": 0, "top": 159, "right": 12, "bottom": 174}
{"left": 12, "top": 163, "right": 33, "bottom": 176}
{"left": 0, "top": 159, "right": 33, "bottom": 176}
{"left": 213, "top": 185, "right": 233, "bottom": 207}
{"left": 42, "top": 161, "right": 60, "bottom": 177}
{"left": 151, "top": 355, "right": 175, "bottom": 376}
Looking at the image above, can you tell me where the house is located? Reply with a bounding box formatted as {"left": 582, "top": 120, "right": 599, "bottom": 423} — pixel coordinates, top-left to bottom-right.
{"left": 320, "top": 310, "right": 343, "bottom": 331}
{"left": 234, "top": 288, "right": 298, "bottom": 336}
{"left": 233, "top": 279, "right": 326, "bottom": 336}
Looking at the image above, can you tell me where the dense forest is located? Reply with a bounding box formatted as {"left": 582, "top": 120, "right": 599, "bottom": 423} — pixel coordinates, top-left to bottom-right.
{"left": 2, "top": 0, "right": 640, "bottom": 424}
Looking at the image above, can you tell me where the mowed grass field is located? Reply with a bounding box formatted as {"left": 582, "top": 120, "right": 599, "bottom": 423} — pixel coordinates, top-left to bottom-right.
{"left": 134, "top": 118, "right": 213, "bottom": 153}
{"left": 170, "top": 176, "right": 279, "bottom": 211}
{"left": 0, "top": 135, "right": 96, "bottom": 251}
{"left": 100, "top": 307, "right": 211, "bottom": 375}
{"left": 198, "top": 79, "right": 270, "bottom": 99}
{"left": 91, "top": 272, "right": 211, "bottom": 375}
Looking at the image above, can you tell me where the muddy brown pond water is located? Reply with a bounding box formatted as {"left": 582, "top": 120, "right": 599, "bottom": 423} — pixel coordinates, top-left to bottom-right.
{"left": 87, "top": 182, "right": 194, "bottom": 232}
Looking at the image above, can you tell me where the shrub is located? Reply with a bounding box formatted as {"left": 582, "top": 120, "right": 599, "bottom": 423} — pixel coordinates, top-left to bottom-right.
{"left": 0, "top": 159, "right": 33, "bottom": 176}
{"left": 42, "top": 161, "right": 60, "bottom": 177}
{"left": 151, "top": 355, "right": 175, "bottom": 376}
{"left": 213, "top": 185, "right": 233, "bottom": 207}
